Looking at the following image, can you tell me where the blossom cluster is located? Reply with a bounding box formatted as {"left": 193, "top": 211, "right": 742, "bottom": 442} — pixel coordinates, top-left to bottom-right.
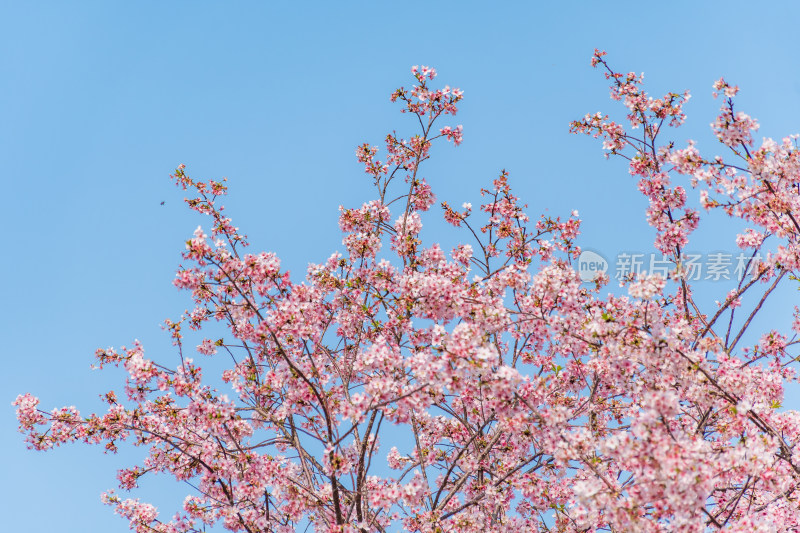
{"left": 14, "top": 57, "right": 800, "bottom": 532}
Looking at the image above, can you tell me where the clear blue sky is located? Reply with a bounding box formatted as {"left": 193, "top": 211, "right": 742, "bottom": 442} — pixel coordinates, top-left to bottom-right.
{"left": 4, "top": 2, "right": 800, "bottom": 531}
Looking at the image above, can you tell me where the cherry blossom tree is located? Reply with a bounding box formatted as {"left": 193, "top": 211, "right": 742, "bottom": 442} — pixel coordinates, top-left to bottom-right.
{"left": 14, "top": 53, "right": 800, "bottom": 532}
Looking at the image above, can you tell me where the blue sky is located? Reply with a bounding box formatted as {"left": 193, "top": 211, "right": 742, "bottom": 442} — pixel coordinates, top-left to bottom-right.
{"left": 4, "top": 2, "right": 800, "bottom": 531}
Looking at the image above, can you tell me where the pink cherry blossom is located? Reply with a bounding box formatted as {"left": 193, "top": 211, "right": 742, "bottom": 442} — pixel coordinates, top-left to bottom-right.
{"left": 15, "top": 57, "right": 800, "bottom": 532}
